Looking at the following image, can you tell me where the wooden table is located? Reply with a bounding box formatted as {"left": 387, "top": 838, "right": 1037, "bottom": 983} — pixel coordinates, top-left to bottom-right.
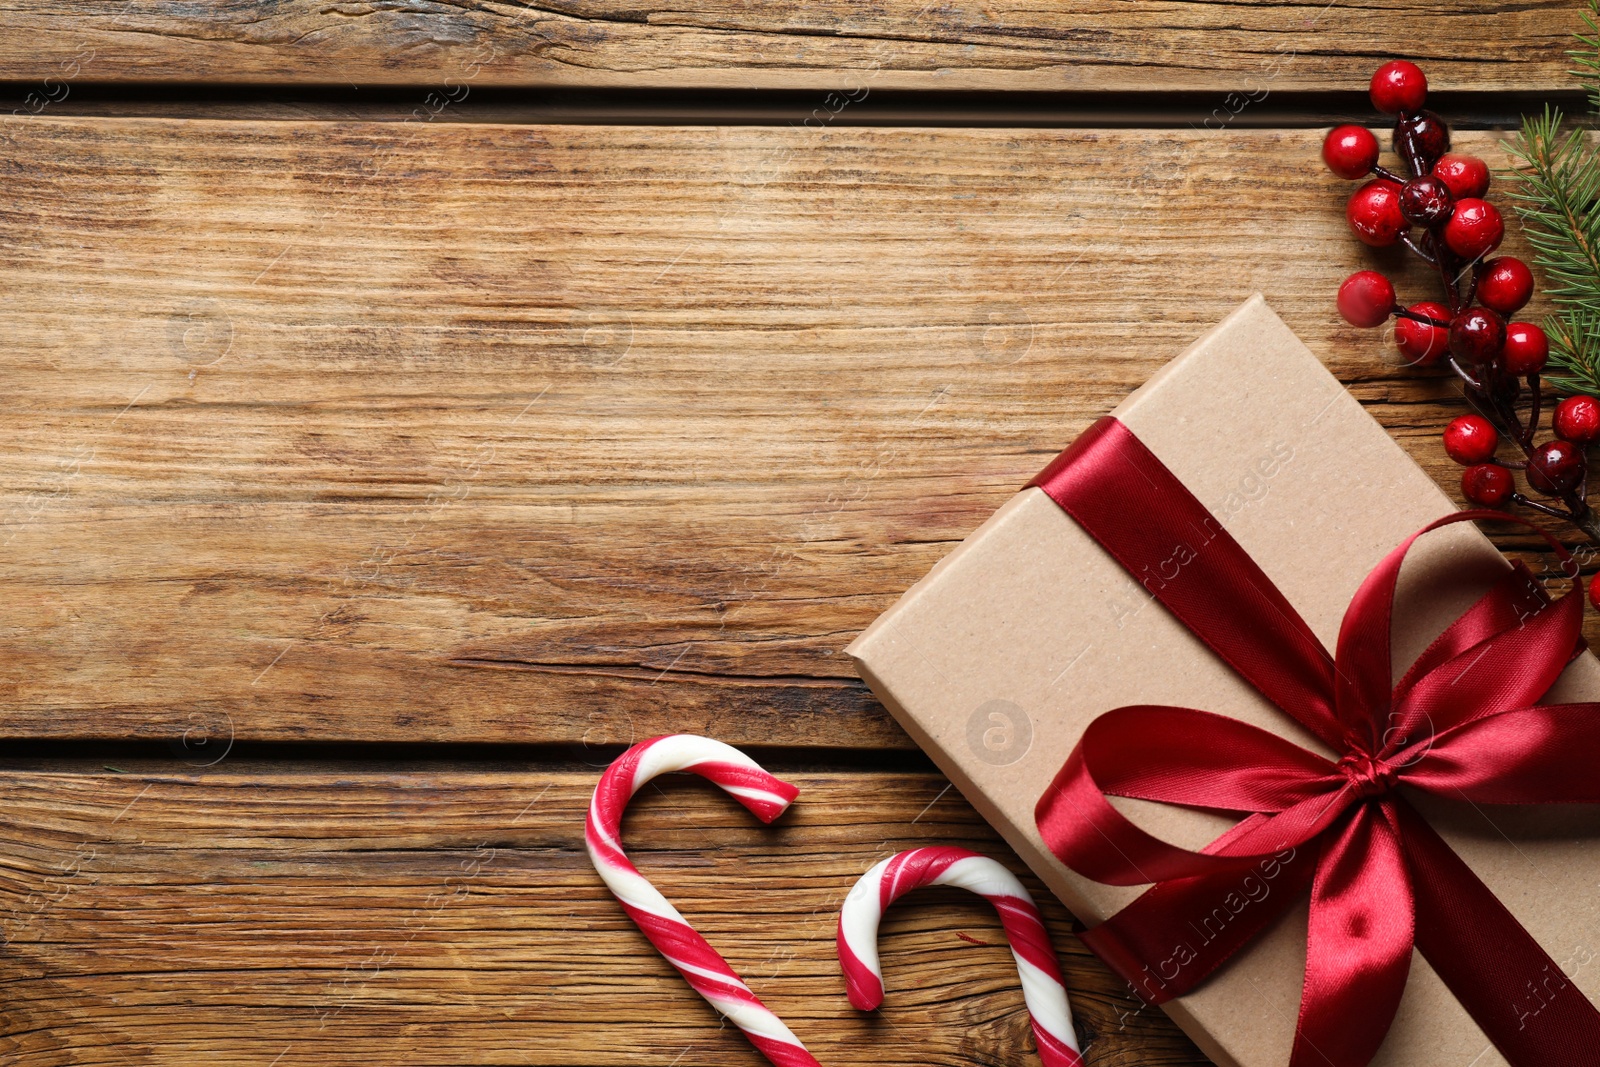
{"left": 0, "top": 5, "right": 1590, "bottom": 1065}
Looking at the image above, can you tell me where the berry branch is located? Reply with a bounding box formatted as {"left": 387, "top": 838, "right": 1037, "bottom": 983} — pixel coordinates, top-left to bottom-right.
{"left": 1326, "top": 61, "right": 1600, "bottom": 548}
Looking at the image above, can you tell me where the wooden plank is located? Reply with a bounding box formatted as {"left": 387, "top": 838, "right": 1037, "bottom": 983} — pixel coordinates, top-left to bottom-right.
{"left": 0, "top": 764, "right": 1211, "bottom": 1065}
{"left": 0, "top": 0, "right": 1586, "bottom": 95}
{"left": 0, "top": 118, "right": 1584, "bottom": 746}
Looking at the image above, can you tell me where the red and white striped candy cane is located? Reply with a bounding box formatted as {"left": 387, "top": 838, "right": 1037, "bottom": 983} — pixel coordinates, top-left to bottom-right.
{"left": 837, "top": 846, "right": 1084, "bottom": 1067}
{"left": 586, "top": 734, "right": 821, "bottom": 1067}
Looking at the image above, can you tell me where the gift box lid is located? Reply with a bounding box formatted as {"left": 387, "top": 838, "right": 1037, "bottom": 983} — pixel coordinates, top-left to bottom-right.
{"left": 847, "top": 294, "right": 1600, "bottom": 1067}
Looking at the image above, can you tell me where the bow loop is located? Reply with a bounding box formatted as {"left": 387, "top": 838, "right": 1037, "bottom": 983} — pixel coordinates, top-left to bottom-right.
{"left": 1336, "top": 512, "right": 1585, "bottom": 749}
{"left": 1034, "top": 706, "right": 1343, "bottom": 887}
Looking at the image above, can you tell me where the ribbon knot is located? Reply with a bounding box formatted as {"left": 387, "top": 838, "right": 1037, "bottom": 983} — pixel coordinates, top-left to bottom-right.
{"left": 1028, "top": 417, "right": 1600, "bottom": 1067}
{"left": 1337, "top": 751, "right": 1398, "bottom": 799}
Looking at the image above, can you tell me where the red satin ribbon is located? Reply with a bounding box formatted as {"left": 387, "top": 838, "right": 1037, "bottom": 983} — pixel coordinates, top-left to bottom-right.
{"left": 1030, "top": 416, "right": 1600, "bottom": 1067}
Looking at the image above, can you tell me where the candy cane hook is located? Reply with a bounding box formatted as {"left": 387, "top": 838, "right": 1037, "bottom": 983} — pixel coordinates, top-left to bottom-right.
{"left": 838, "top": 847, "right": 1084, "bottom": 1067}
{"left": 587, "top": 734, "right": 822, "bottom": 1067}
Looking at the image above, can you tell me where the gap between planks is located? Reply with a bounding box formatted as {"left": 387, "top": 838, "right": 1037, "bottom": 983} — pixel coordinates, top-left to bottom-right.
{"left": 0, "top": 85, "right": 1591, "bottom": 129}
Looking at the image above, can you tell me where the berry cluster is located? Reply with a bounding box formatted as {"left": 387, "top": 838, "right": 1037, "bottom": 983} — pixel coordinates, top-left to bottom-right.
{"left": 1326, "top": 61, "right": 1600, "bottom": 544}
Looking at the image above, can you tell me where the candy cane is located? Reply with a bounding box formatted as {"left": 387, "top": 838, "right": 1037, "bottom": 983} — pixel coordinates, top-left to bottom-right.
{"left": 838, "top": 847, "right": 1084, "bottom": 1067}
{"left": 586, "top": 734, "right": 822, "bottom": 1067}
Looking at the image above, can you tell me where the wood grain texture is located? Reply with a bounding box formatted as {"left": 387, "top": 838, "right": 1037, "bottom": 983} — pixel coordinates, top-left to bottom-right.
{"left": 0, "top": 763, "right": 1209, "bottom": 1066}
{"left": 0, "top": 0, "right": 1587, "bottom": 95}
{"left": 0, "top": 118, "right": 1586, "bottom": 746}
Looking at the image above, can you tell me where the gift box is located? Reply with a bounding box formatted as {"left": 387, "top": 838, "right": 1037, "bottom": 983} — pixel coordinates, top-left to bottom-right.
{"left": 846, "top": 295, "right": 1600, "bottom": 1067}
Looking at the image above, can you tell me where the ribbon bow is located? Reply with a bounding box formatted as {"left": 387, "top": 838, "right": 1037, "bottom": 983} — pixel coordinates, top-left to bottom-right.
{"left": 1031, "top": 417, "right": 1600, "bottom": 1067}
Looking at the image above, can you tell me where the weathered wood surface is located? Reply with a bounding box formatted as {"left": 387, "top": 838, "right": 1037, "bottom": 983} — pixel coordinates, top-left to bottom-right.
{"left": 0, "top": 24, "right": 1585, "bottom": 1067}
{"left": 0, "top": 0, "right": 1586, "bottom": 95}
{"left": 0, "top": 118, "right": 1582, "bottom": 746}
{"left": 0, "top": 763, "right": 1208, "bottom": 1066}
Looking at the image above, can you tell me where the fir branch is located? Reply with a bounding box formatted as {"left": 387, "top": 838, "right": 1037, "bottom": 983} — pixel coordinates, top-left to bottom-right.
{"left": 1577, "top": 0, "right": 1600, "bottom": 113}
{"left": 1503, "top": 81, "right": 1600, "bottom": 393}
{"left": 1504, "top": 109, "right": 1600, "bottom": 313}
{"left": 1545, "top": 309, "right": 1600, "bottom": 394}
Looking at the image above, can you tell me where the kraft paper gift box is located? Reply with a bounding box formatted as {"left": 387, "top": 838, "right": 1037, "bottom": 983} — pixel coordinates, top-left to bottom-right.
{"left": 846, "top": 295, "right": 1600, "bottom": 1067}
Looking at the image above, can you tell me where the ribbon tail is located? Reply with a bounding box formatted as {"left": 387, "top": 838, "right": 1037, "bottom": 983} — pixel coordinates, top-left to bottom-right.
{"left": 1292, "top": 805, "right": 1413, "bottom": 1067}
{"left": 1398, "top": 803, "right": 1600, "bottom": 1066}
{"left": 1081, "top": 838, "right": 1315, "bottom": 1005}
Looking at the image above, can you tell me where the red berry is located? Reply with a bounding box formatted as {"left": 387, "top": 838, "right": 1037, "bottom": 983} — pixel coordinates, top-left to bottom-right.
{"left": 1443, "top": 199, "right": 1505, "bottom": 260}
{"left": 1555, "top": 395, "right": 1600, "bottom": 443}
{"left": 1503, "top": 322, "right": 1550, "bottom": 375}
{"left": 1461, "top": 463, "right": 1513, "bottom": 507}
{"left": 1347, "top": 179, "right": 1408, "bottom": 247}
{"left": 1394, "top": 301, "right": 1452, "bottom": 365}
{"left": 1371, "top": 61, "right": 1428, "bottom": 114}
{"left": 1395, "top": 111, "right": 1450, "bottom": 166}
{"left": 1477, "top": 257, "right": 1534, "bottom": 315}
{"left": 1443, "top": 414, "right": 1499, "bottom": 464}
{"left": 1432, "top": 154, "right": 1490, "bottom": 200}
{"left": 1399, "top": 176, "right": 1454, "bottom": 226}
{"left": 1448, "top": 307, "right": 1507, "bottom": 366}
{"left": 1527, "top": 439, "right": 1586, "bottom": 496}
{"left": 1337, "top": 270, "right": 1396, "bottom": 328}
{"left": 1323, "top": 125, "right": 1381, "bottom": 180}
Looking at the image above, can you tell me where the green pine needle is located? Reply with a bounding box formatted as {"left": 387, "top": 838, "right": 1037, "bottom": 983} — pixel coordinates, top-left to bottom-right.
{"left": 1579, "top": 0, "right": 1600, "bottom": 112}
{"left": 1544, "top": 309, "right": 1600, "bottom": 395}
{"left": 1503, "top": 11, "right": 1600, "bottom": 396}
